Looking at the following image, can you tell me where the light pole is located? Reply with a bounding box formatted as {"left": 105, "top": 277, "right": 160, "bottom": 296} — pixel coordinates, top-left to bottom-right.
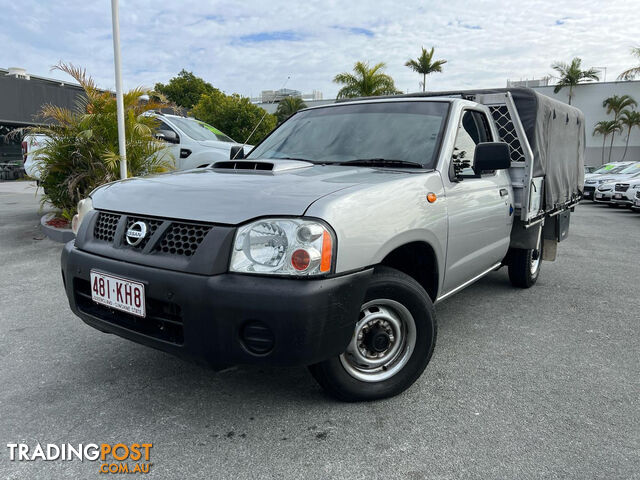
{"left": 111, "top": 0, "right": 127, "bottom": 179}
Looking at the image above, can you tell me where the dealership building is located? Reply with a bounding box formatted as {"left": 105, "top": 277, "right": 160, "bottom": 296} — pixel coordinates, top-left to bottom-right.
{"left": 0, "top": 68, "right": 84, "bottom": 165}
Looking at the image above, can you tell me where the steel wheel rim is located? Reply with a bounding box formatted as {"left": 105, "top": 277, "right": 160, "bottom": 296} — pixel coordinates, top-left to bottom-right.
{"left": 340, "top": 299, "right": 417, "bottom": 383}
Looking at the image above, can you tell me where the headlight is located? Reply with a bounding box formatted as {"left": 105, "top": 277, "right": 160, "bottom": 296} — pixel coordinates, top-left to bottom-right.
{"left": 71, "top": 197, "right": 94, "bottom": 234}
{"left": 230, "top": 218, "right": 334, "bottom": 276}
{"left": 597, "top": 178, "right": 612, "bottom": 184}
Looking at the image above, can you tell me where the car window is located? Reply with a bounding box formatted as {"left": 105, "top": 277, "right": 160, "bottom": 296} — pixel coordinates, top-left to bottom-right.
{"left": 592, "top": 165, "right": 614, "bottom": 174}
{"left": 619, "top": 163, "right": 640, "bottom": 174}
{"left": 247, "top": 101, "right": 450, "bottom": 168}
{"left": 452, "top": 110, "right": 493, "bottom": 177}
{"left": 157, "top": 119, "right": 176, "bottom": 133}
{"left": 166, "top": 117, "right": 236, "bottom": 143}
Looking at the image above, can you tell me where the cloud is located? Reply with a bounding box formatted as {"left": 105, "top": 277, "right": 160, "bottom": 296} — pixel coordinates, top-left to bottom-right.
{"left": 2, "top": 0, "right": 637, "bottom": 98}
{"left": 236, "top": 30, "right": 305, "bottom": 44}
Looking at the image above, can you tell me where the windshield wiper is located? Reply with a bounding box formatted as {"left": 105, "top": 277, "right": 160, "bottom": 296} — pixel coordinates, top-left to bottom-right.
{"left": 337, "top": 158, "right": 424, "bottom": 168}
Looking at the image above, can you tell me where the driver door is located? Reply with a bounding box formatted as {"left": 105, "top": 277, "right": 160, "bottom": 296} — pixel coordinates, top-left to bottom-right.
{"left": 441, "top": 109, "right": 513, "bottom": 294}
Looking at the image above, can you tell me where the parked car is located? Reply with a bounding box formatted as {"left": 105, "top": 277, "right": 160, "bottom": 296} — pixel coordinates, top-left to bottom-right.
{"left": 149, "top": 112, "right": 253, "bottom": 170}
{"left": 22, "top": 133, "right": 49, "bottom": 181}
{"left": 62, "top": 88, "right": 583, "bottom": 401}
{"left": 594, "top": 181, "right": 615, "bottom": 205}
{"left": 583, "top": 162, "right": 640, "bottom": 200}
{"left": 22, "top": 115, "right": 248, "bottom": 179}
{"left": 611, "top": 172, "right": 640, "bottom": 207}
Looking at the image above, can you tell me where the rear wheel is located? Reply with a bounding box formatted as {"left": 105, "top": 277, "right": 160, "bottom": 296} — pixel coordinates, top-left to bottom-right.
{"left": 309, "top": 266, "right": 436, "bottom": 402}
{"left": 508, "top": 227, "right": 542, "bottom": 288}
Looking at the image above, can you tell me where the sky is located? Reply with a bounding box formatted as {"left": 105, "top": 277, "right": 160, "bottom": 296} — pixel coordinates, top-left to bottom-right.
{"left": 1, "top": 0, "right": 638, "bottom": 99}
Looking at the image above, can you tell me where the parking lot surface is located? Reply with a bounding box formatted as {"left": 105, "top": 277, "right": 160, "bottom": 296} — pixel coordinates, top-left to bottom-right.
{"left": 1, "top": 182, "right": 638, "bottom": 479}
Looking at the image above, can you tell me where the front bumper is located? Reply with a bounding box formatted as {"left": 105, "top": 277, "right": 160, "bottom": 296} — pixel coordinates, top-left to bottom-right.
{"left": 594, "top": 191, "right": 612, "bottom": 203}
{"left": 61, "top": 242, "right": 372, "bottom": 367}
{"left": 611, "top": 192, "right": 634, "bottom": 205}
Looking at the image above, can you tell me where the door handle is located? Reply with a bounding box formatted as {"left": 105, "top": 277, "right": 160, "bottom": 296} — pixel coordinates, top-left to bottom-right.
{"left": 500, "top": 188, "right": 509, "bottom": 197}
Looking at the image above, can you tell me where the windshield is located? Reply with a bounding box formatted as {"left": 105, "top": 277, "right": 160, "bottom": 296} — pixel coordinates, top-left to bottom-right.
{"left": 247, "top": 101, "right": 450, "bottom": 168}
{"left": 618, "top": 162, "right": 640, "bottom": 174}
{"left": 592, "top": 164, "right": 617, "bottom": 174}
{"left": 167, "top": 117, "right": 236, "bottom": 143}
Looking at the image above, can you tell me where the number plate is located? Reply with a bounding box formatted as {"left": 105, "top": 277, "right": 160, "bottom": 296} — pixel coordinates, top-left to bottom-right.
{"left": 90, "top": 270, "right": 146, "bottom": 317}
{"left": 614, "top": 193, "right": 622, "bottom": 199}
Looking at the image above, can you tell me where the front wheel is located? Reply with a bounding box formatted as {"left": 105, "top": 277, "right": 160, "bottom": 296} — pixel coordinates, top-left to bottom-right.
{"left": 309, "top": 266, "right": 437, "bottom": 402}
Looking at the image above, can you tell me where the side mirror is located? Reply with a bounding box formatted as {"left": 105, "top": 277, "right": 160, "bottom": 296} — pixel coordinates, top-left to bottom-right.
{"left": 155, "top": 130, "right": 179, "bottom": 144}
{"left": 474, "top": 142, "right": 510, "bottom": 172}
{"left": 230, "top": 145, "right": 245, "bottom": 160}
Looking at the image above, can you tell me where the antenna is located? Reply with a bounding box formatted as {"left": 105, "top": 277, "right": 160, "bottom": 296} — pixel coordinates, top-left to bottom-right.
{"left": 231, "top": 75, "right": 290, "bottom": 160}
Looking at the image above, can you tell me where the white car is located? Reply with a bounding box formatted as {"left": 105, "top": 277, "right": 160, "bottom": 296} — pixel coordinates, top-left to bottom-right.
{"left": 21, "top": 115, "right": 252, "bottom": 179}
{"left": 583, "top": 162, "right": 640, "bottom": 200}
{"left": 611, "top": 172, "right": 640, "bottom": 208}
{"left": 594, "top": 181, "right": 615, "bottom": 205}
{"left": 22, "top": 134, "right": 49, "bottom": 181}
{"left": 150, "top": 113, "right": 253, "bottom": 170}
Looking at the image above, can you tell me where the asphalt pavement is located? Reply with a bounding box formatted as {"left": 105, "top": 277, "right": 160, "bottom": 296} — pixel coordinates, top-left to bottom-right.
{"left": 0, "top": 181, "right": 638, "bottom": 479}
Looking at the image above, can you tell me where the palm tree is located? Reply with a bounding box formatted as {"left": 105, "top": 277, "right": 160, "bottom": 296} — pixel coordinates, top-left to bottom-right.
{"left": 617, "top": 46, "right": 640, "bottom": 80}
{"left": 603, "top": 95, "right": 637, "bottom": 120}
{"left": 275, "top": 96, "right": 307, "bottom": 124}
{"left": 593, "top": 120, "right": 622, "bottom": 164}
{"left": 602, "top": 94, "right": 637, "bottom": 149}
{"left": 618, "top": 109, "right": 640, "bottom": 161}
{"left": 333, "top": 61, "right": 401, "bottom": 99}
{"left": 405, "top": 46, "right": 447, "bottom": 92}
{"left": 551, "top": 58, "right": 600, "bottom": 105}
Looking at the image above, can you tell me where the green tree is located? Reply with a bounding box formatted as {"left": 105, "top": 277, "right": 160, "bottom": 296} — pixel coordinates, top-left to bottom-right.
{"left": 333, "top": 61, "right": 401, "bottom": 98}
{"left": 191, "top": 91, "right": 277, "bottom": 144}
{"left": 275, "top": 97, "right": 307, "bottom": 124}
{"left": 593, "top": 120, "right": 622, "bottom": 164}
{"left": 404, "top": 46, "right": 447, "bottom": 92}
{"left": 155, "top": 69, "right": 215, "bottom": 109}
{"left": 617, "top": 46, "right": 640, "bottom": 81}
{"left": 602, "top": 95, "right": 637, "bottom": 149}
{"left": 551, "top": 58, "right": 600, "bottom": 105}
{"left": 26, "top": 62, "right": 173, "bottom": 218}
{"left": 618, "top": 109, "right": 640, "bottom": 161}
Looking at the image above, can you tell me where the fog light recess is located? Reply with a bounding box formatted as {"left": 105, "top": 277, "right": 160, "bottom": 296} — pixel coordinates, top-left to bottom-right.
{"left": 240, "top": 320, "right": 275, "bottom": 355}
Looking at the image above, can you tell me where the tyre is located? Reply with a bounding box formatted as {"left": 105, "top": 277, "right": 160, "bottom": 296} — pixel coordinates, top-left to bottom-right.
{"left": 508, "top": 227, "right": 542, "bottom": 288}
{"left": 309, "top": 266, "right": 437, "bottom": 402}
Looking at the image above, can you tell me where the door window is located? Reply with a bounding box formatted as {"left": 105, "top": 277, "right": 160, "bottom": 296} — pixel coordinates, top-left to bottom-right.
{"left": 451, "top": 110, "right": 492, "bottom": 177}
